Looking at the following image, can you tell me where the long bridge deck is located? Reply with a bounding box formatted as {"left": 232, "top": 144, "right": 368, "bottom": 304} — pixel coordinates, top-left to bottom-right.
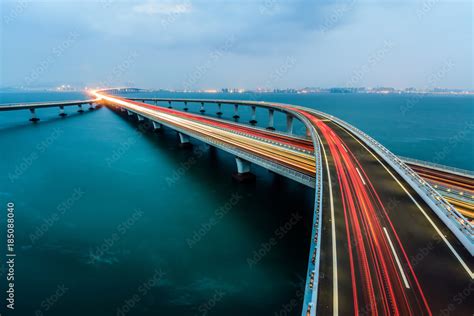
{"left": 94, "top": 91, "right": 473, "bottom": 316}
{"left": 2, "top": 90, "right": 472, "bottom": 315}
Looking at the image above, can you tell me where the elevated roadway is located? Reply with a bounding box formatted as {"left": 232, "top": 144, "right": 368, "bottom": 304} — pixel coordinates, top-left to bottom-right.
{"left": 92, "top": 90, "right": 473, "bottom": 316}
{"left": 0, "top": 98, "right": 99, "bottom": 121}
{"left": 3, "top": 89, "right": 470, "bottom": 315}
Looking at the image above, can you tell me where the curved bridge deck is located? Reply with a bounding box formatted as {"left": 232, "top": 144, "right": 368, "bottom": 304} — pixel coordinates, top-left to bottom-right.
{"left": 93, "top": 90, "right": 473, "bottom": 316}
{"left": 2, "top": 90, "right": 471, "bottom": 315}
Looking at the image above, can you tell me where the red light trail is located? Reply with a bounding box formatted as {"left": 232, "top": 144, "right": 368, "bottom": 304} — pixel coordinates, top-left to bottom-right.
{"left": 311, "top": 117, "right": 431, "bottom": 315}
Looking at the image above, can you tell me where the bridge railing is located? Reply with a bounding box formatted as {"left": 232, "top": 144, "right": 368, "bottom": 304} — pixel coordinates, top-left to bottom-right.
{"left": 300, "top": 122, "right": 324, "bottom": 316}
{"left": 433, "top": 184, "right": 474, "bottom": 204}
{"left": 309, "top": 109, "right": 474, "bottom": 252}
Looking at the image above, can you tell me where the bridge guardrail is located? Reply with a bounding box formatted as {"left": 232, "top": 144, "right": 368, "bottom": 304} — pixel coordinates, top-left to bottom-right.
{"left": 430, "top": 182, "right": 473, "bottom": 198}
{"left": 300, "top": 122, "right": 323, "bottom": 316}
{"left": 309, "top": 110, "right": 474, "bottom": 254}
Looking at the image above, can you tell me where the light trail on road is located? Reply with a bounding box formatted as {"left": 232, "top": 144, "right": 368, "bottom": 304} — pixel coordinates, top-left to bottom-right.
{"left": 94, "top": 91, "right": 473, "bottom": 316}
{"left": 311, "top": 117, "right": 431, "bottom": 315}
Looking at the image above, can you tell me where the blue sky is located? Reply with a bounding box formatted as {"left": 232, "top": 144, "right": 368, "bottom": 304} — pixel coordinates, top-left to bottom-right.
{"left": 1, "top": 0, "right": 472, "bottom": 89}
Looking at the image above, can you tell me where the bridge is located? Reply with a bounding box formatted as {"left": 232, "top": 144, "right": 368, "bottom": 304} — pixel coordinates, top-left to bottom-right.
{"left": 402, "top": 157, "right": 474, "bottom": 220}
{"left": 1, "top": 89, "right": 472, "bottom": 315}
{"left": 0, "top": 99, "right": 100, "bottom": 121}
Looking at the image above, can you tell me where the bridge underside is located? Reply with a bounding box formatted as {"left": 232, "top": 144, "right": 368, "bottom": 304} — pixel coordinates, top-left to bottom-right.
{"left": 103, "top": 99, "right": 317, "bottom": 188}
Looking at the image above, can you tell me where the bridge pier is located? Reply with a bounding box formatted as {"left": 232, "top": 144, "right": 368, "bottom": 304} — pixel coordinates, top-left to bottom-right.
{"left": 59, "top": 106, "right": 67, "bottom": 117}
{"left": 168, "top": 101, "right": 172, "bottom": 109}
{"left": 29, "top": 108, "right": 40, "bottom": 122}
{"left": 286, "top": 114, "right": 294, "bottom": 134}
{"left": 233, "top": 104, "right": 240, "bottom": 119}
{"left": 152, "top": 121, "right": 162, "bottom": 131}
{"left": 120, "top": 107, "right": 126, "bottom": 112}
{"left": 216, "top": 103, "right": 223, "bottom": 116}
{"left": 200, "top": 102, "right": 205, "bottom": 113}
{"left": 77, "top": 104, "right": 84, "bottom": 113}
{"left": 127, "top": 110, "right": 134, "bottom": 116}
{"left": 137, "top": 114, "right": 145, "bottom": 121}
{"left": 266, "top": 109, "right": 275, "bottom": 130}
{"left": 89, "top": 103, "right": 95, "bottom": 111}
{"left": 154, "top": 100, "right": 157, "bottom": 106}
{"left": 249, "top": 106, "right": 257, "bottom": 124}
{"left": 184, "top": 101, "right": 189, "bottom": 111}
{"left": 178, "top": 132, "right": 192, "bottom": 148}
{"left": 232, "top": 157, "right": 256, "bottom": 182}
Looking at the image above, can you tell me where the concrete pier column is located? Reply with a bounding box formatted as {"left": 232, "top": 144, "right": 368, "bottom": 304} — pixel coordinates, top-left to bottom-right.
{"left": 89, "top": 103, "right": 95, "bottom": 111}
{"left": 266, "top": 109, "right": 275, "bottom": 130}
{"left": 77, "top": 104, "right": 84, "bottom": 113}
{"left": 127, "top": 110, "right": 134, "bottom": 116}
{"left": 232, "top": 157, "right": 256, "bottom": 182}
{"left": 168, "top": 101, "right": 172, "bottom": 109}
{"left": 120, "top": 107, "right": 126, "bottom": 112}
{"left": 286, "top": 114, "right": 294, "bottom": 134}
{"left": 29, "top": 108, "right": 40, "bottom": 122}
{"left": 233, "top": 104, "right": 240, "bottom": 119}
{"left": 250, "top": 106, "right": 257, "bottom": 124}
{"left": 137, "top": 114, "right": 145, "bottom": 121}
{"left": 59, "top": 106, "right": 67, "bottom": 117}
{"left": 178, "top": 132, "right": 192, "bottom": 148}
{"left": 216, "top": 103, "right": 223, "bottom": 116}
{"left": 200, "top": 102, "right": 205, "bottom": 113}
{"left": 154, "top": 100, "right": 157, "bottom": 106}
{"left": 152, "top": 121, "right": 162, "bottom": 131}
{"left": 184, "top": 101, "right": 189, "bottom": 111}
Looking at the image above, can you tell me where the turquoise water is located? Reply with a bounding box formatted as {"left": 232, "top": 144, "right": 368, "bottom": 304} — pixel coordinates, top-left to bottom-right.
{"left": 0, "top": 91, "right": 472, "bottom": 315}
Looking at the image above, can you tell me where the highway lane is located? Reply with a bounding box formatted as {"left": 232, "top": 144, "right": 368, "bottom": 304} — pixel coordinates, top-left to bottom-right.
{"left": 406, "top": 164, "right": 473, "bottom": 194}
{"left": 406, "top": 164, "right": 474, "bottom": 219}
{"left": 299, "top": 114, "right": 430, "bottom": 315}
{"left": 305, "top": 113, "right": 474, "bottom": 315}
{"left": 96, "top": 92, "right": 473, "bottom": 315}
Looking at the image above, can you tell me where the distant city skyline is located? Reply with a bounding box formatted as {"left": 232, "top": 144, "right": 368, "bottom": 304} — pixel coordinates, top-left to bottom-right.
{"left": 4, "top": 84, "right": 472, "bottom": 96}
{"left": 1, "top": 1, "right": 473, "bottom": 90}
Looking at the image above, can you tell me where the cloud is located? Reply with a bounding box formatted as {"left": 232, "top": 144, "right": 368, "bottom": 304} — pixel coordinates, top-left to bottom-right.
{"left": 132, "top": 1, "right": 192, "bottom": 15}
{"left": 1, "top": 0, "right": 472, "bottom": 89}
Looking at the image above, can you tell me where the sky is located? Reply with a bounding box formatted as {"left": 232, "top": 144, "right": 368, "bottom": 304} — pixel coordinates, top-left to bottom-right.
{"left": 0, "top": 0, "right": 472, "bottom": 90}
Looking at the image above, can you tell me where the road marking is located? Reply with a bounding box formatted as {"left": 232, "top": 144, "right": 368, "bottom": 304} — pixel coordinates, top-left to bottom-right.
{"left": 356, "top": 168, "right": 366, "bottom": 185}
{"left": 337, "top": 124, "right": 474, "bottom": 279}
{"left": 383, "top": 227, "right": 411, "bottom": 289}
{"left": 317, "top": 133, "right": 339, "bottom": 316}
